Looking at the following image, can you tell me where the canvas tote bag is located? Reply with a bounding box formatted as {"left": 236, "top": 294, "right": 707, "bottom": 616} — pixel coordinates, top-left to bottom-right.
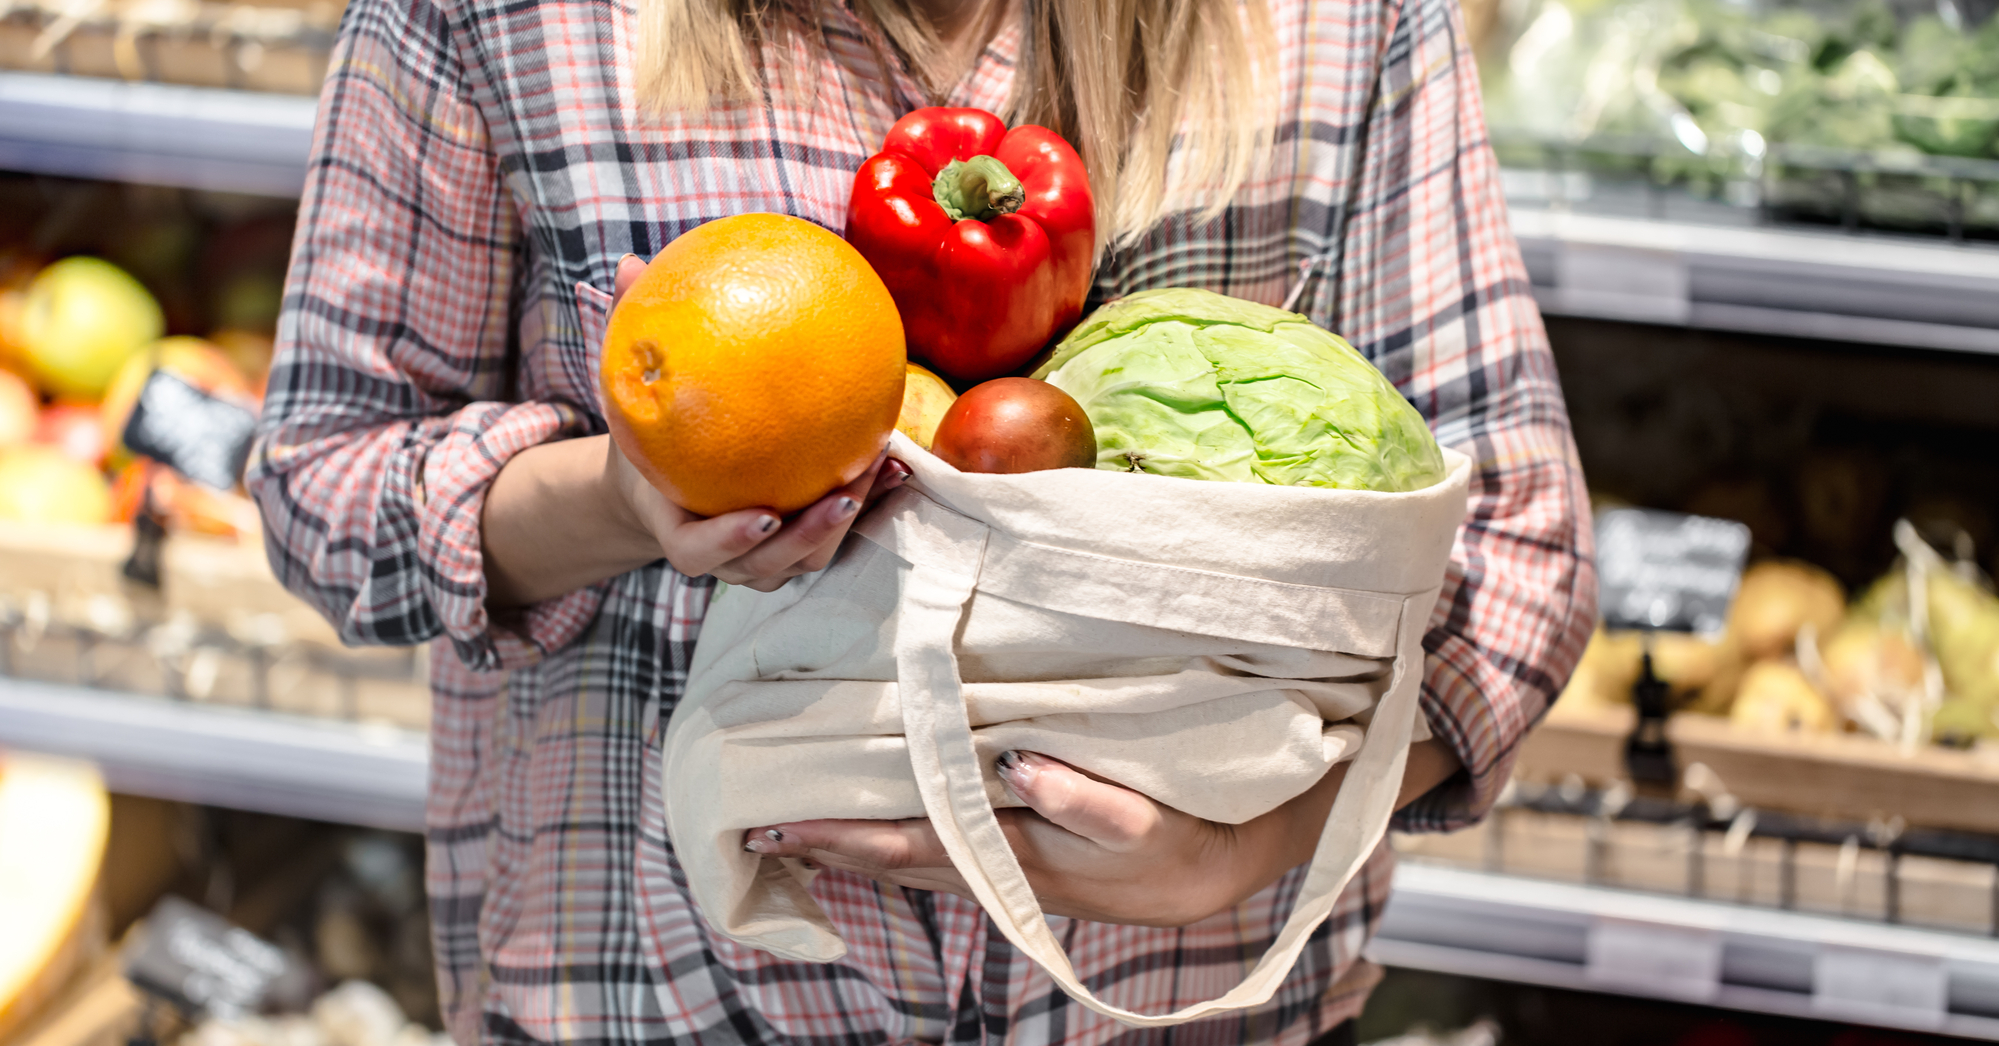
{"left": 664, "top": 430, "right": 1472, "bottom": 1026}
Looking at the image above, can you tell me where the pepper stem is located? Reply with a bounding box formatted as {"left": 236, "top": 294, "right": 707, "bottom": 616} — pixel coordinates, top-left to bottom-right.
{"left": 932, "top": 155, "right": 1026, "bottom": 222}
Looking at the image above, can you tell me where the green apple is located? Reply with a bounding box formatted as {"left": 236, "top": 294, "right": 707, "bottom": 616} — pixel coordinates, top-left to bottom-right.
{"left": 19, "top": 257, "right": 164, "bottom": 400}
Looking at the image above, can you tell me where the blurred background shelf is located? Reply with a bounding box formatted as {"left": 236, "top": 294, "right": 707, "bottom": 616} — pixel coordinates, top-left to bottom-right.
{"left": 1511, "top": 201, "right": 1999, "bottom": 355}
{"left": 0, "top": 676, "right": 426, "bottom": 830}
{"left": 1375, "top": 862, "right": 1999, "bottom": 1039}
{"left": 0, "top": 71, "right": 317, "bottom": 197}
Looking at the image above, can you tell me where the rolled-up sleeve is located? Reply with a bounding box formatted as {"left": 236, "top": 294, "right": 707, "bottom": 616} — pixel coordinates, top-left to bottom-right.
{"left": 1330, "top": 0, "right": 1599, "bottom": 831}
{"left": 247, "top": 0, "right": 603, "bottom": 671}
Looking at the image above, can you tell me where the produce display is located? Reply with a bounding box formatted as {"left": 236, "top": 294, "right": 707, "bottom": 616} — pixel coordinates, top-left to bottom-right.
{"left": 0, "top": 0, "right": 344, "bottom": 94}
{"left": 1559, "top": 523, "right": 1999, "bottom": 748}
{"left": 1480, "top": 0, "right": 1999, "bottom": 233}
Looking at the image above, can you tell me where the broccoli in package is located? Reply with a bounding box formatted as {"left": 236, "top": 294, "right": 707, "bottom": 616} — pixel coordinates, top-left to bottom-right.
{"left": 1033, "top": 288, "right": 1447, "bottom": 493}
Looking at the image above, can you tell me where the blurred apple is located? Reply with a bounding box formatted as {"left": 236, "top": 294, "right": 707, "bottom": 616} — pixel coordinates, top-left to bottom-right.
{"left": 0, "top": 369, "right": 35, "bottom": 446}
{"left": 0, "top": 444, "right": 112, "bottom": 524}
{"left": 34, "top": 402, "right": 108, "bottom": 467}
{"left": 208, "top": 328, "right": 275, "bottom": 387}
{"left": 18, "top": 257, "right": 163, "bottom": 400}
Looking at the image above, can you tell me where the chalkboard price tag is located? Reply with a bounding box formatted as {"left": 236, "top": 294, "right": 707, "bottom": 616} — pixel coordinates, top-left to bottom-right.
{"left": 1596, "top": 508, "right": 1751, "bottom": 634}
{"left": 121, "top": 370, "right": 258, "bottom": 491}
{"left": 124, "top": 896, "right": 310, "bottom": 1018}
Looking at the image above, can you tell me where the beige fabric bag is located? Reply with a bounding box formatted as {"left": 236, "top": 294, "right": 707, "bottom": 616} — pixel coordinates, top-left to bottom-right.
{"left": 666, "top": 431, "right": 1471, "bottom": 1026}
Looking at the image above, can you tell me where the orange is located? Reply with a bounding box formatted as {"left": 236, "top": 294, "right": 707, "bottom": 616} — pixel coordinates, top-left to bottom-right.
{"left": 602, "top": 214, "right": 905, "bottom": 517}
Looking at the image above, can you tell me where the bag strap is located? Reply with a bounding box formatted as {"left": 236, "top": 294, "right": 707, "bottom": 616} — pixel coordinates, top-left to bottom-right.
{"left": 892, "top": 520, "right": 1431, "bottom": 1027}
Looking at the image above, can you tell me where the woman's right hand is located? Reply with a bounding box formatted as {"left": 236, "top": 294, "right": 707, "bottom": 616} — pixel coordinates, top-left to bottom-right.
{"left": 481, "top": 254, "right": 908, "bottom": 608}
{"left": 603, "top": 436, "right": 905, "bottom": 593}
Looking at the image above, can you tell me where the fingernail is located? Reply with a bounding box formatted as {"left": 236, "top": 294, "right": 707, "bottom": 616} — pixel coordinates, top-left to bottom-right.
{"left": 800, "top": 859, "right": 819, "bottom": 871}
{"left": 744, "top": 839, "right": 770, "bottom": 853}
{"left": 765, "top": 828, "right": 784, "bottom": 842}
{"left": 885, "top": 461, "right": 911, "bottom": 488}
{"left": 754, "top": 515, "right": 779, "bottom": 535}
{"left": 996, "top": 750, "right": 1040, "bottom": 794}
{"left": 619, "top": 252, "right": 638, "bottom": 266}
{"left": 833, "top": 496, "right": 860, "bottom": 519}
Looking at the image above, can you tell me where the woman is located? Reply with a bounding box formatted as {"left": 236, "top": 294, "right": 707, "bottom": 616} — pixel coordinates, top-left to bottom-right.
{"left": 249, "top": 0, "right": 1595, "bottom": 1040}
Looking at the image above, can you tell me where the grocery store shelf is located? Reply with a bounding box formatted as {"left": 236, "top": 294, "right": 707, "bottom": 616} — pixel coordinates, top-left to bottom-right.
{"left": 0, "top": 677, "right": 426, "bottom": 830}
{"left": 0, "top": 71, "right": 316, "bottom": 196}
{"left": 1511, "top": 205, "right": 1999, "bottom": 355}
{"left": 1375, "top": 861, "right": 1999, "bottom": 1039}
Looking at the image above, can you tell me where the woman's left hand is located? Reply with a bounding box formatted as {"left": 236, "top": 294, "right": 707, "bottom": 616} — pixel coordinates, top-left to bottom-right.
{"left": 742, "top": 740, "right": 1461, "bottom": 927}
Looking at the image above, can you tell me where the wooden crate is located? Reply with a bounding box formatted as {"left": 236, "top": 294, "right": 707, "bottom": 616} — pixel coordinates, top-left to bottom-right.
{"left": 0, "top": 522, "right": 427, "bottom": 730}
{"left": 1516, "top": 704, "right": 1999, "bottom": 835}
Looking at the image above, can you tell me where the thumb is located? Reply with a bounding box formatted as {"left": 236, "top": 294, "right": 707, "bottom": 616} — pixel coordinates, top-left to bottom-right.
{"left": 995, "top": 751, "right": 1161, "bottom": 852}
{"left": 612, "top": 252, "right": 647, "bottom": 307}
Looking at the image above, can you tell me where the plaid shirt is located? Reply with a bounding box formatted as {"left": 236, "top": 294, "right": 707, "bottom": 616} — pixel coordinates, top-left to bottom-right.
{"left": 248, "top": 0, "right": 1597, "bottom": 1038}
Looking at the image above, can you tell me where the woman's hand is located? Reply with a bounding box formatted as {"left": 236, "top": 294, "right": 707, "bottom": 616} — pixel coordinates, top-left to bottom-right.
{"left": 482, "top": 255, "right": 909, "bottom": 607}
{"left": 743, "top": 739, "right": 1463, "bottom": 927}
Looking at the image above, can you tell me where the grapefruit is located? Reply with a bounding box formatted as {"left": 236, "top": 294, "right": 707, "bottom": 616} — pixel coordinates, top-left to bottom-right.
{"left": 18, "top": 257, "right": 164, "bottom": 400}
{"left": 0, "top": 444, "right": 113, "bottom": 525}
{"left": 601, "top": 214, "right": 905, "bottom": 517}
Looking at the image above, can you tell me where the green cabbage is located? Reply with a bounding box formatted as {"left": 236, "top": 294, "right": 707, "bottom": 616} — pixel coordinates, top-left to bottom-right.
{"left": 1033, "top": 288, "right": 1447, "bottom": 493}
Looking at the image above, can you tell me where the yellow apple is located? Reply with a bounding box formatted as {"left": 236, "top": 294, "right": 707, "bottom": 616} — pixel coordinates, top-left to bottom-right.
{"left": 0, "top": 444, "right": 114, "bottom": 525}
{"left": 18, "top": 257, "right": 164, "bottom": 400}
{"left": 896, "top": 362, "right": 958, "bottom": 450}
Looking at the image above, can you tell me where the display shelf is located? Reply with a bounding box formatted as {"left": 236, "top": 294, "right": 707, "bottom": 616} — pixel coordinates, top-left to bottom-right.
{"left": 1375, "top": 861, "right": 1999, "bottom": 1038}
{"left": 1511, "top": 203, "right": 1999, "bottom": 355}
{"left": 0, "top": 677, "right": 426, "bottom": 831}
{"left": 0, "top": 71, "right": 317, "bottom": 197}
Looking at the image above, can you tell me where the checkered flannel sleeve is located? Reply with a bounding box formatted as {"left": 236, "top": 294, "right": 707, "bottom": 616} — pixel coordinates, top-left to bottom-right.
{"left": 1338, "top": 0, "right": 1599, "bottom": 832}
{"left": 246, "top": 0, "right": 604, "bottom": 671}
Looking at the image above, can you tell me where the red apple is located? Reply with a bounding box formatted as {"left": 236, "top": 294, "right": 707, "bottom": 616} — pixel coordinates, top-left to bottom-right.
{"left": 35, "top": 402, "right": 108, "bottom": 467}
{"left": 929, "top": 377, "right": 1096, "bottom": 474}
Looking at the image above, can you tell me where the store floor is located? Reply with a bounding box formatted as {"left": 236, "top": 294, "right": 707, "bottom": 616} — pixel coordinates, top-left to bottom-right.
{"left": 1357, "top": 966, "right": 1959, "bottom": 1046}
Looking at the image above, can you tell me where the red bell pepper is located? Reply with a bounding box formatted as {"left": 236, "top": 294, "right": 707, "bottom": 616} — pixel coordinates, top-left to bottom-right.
{"left": 845, "top": 107, "right": 1095, "bottom": 384}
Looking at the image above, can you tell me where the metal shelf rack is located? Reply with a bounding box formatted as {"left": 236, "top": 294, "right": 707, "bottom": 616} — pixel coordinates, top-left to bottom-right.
{"left": 0, "top": 676, "right": 426, "bottom": 831}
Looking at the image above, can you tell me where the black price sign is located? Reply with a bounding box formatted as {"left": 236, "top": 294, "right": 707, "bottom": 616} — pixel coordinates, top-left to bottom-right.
{"left": 124, "top": 897, "right": 309, "bottom": 1018}
{"left": 121, "top": 370, "right": 258, "bottom": 491}
{"left": 1596, "top": 508, "right": 1750, "bottom": 635}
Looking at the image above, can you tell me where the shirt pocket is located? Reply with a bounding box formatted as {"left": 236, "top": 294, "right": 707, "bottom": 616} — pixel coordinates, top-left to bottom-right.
{"left": 574, "top": 281, "right": 615, "bottom": 417}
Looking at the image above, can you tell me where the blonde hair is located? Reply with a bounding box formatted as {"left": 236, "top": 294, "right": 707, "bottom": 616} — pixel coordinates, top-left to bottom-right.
{"left": 632, "top": 0, "right": 1276, "bottom": 251}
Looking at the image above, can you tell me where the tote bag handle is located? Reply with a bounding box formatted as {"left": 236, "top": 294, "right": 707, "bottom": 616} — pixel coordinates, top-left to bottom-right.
{"left": 892, "top": 531, "right": 1431, "bottom": 1027}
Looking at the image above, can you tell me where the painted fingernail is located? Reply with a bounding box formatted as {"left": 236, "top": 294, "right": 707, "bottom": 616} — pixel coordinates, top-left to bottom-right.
{"left": 833, "top": 497, "right": 860, "bottom": 519}
{"left": 618, "top": 252, "right": 637, "bottom": 266}
{"left": 996, "top": 750, "right": 1040, "bottom": 793}
{"left": 754, "top": 515, "right": 780, "bottom": 535}
{"left": 765, "top": 828, "right": 784, "bottom": 842}
{"left": 885, "top": 461, "right": 911, "bottom": 488}
{"left": 744, "top": 839, "right": 770, "bottom": 853}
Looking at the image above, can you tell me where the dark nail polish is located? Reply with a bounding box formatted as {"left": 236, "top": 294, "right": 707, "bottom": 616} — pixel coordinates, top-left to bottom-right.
{"left": 994, "top": 750, "right": 1017, "bottom": 773}
{"left": 834, "top": 497, "right": 860, "bottom": 519}
{"left": 756, "top": 515, "right": 779, "bottom": 534}
{"left": 765, "top": 828, "right": 784, "bottom": 842}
